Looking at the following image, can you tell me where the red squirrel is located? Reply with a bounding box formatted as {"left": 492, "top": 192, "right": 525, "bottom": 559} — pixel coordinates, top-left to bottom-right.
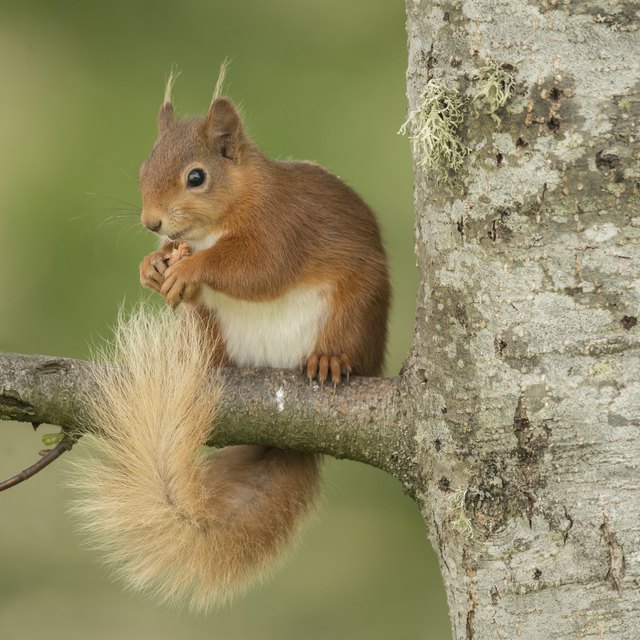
{"left": 72, "top": 72, "right": 390, "bottom": 610}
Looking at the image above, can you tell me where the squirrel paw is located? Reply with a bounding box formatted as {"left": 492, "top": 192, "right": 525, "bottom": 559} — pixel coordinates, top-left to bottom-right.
{"left": 161, "top": 258, "right": 196, "bottom": 308}
{"left": 302, "top": 353, "right": 352, "bottom": 388}
{"left": 160, "top": 244, "right": 197, "bottom": 307}
{"left": 139, "top": 251, "right": 169, "bottom": 292}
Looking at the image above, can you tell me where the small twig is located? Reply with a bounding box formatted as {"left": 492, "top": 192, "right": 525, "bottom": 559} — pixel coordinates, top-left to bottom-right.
{"left": 0, "top": 437, "right": 74, "bottom": 492}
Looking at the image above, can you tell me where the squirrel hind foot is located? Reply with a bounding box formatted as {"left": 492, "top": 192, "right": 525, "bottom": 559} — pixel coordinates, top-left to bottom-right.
{"left": 302, "top": 353, "right": 352, "bottom": 388}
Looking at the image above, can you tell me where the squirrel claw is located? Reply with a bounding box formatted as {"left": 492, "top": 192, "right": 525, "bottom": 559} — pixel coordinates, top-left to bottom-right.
{"left": 303, "top": 353, "right": 352, "bottom": 387}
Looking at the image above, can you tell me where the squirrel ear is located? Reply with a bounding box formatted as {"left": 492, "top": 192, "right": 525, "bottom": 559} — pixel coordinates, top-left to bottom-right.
{"left": 205, "top": 98, "right": 243, "bottom": 161}
{"left": 158, "top": 102, "right": 174, "bottom": 134}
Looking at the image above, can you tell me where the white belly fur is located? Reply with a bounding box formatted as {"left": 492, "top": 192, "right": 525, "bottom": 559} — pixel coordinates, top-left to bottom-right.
{"left": 199, "top": 285, "right": 330, "bottom": 368}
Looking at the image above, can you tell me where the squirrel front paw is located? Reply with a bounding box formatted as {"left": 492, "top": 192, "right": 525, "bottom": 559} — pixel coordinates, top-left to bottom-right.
{"left": 140, "top": 243, "right": 195, "bottom": 306}
{"left": 139, "top": 251, "right": 169, "bottom": 292}
{"left": 161, "top": 256, "right": 199, "bottom": 308}
{"left": 303, "top": 353, "right": 352, "bottom": 388}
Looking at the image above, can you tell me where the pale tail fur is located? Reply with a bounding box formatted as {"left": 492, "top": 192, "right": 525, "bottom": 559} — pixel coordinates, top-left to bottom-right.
{"left": 70, "top": 305, "right": 320, "bottom": 611}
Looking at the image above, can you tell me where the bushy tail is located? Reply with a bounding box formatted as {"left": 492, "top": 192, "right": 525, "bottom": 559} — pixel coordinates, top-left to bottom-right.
{"left": 70, "top": 305, "right": 320, "bottom": 611}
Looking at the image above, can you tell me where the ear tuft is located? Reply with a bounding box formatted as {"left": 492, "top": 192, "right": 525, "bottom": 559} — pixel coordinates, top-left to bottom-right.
{"left": 205, "top": 98, "right": 244, "bottom": 161}
{"left": 158, "top": 68, "right": 179, "bottom": 133}
{"left": 211, "top": 58, "right": 231, "bottom": 104}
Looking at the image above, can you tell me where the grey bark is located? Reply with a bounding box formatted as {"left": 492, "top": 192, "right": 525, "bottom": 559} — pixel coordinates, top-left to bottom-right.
{"left": 0, "top": 354, "right": 406, "bottom": 478}
{"left": 404, "top": 1, "right": 640, "bottom": 638}
{"left": 1, "top": 2, "right": 639, "bottom": 638}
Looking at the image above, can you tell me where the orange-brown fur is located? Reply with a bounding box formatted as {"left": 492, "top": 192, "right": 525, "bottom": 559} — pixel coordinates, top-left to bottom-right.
{"left": 82, "top": 81, "right": 391, "bottom": 609}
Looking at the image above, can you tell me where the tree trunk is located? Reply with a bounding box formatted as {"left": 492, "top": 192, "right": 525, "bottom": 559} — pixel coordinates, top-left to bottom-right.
{"left": 403, "top": 1, "right": 640, "bottom": 638}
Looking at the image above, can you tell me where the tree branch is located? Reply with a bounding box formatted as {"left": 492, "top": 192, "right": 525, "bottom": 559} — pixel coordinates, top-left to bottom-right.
{"left": 0, "top": 437, "right": 74, "bottom": 492}
{"left": 0, "top": 353, "right": 411, "bottom": 479}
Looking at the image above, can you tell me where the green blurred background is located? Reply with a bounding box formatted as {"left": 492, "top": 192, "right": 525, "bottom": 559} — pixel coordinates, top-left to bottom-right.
{"left": 0, "top": 1, "right": 451, "bottom": 638}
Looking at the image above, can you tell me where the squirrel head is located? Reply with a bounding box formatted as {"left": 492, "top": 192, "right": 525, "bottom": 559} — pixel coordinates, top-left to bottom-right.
{"left": 139, "top": 82, "right": 252, "bottom": 245}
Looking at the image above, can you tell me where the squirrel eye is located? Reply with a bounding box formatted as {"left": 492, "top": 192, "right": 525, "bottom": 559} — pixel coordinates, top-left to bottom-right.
{"left": 186, "top": 168, "right": 206, "bottom": 188}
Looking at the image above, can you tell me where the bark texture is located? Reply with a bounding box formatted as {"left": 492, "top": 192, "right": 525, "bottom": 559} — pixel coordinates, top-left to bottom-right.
{"left": 0, "top": 354, "right": 406, "bottom": 478}
{"left": 404, "top": 1, "right": 640, "bottom": 638}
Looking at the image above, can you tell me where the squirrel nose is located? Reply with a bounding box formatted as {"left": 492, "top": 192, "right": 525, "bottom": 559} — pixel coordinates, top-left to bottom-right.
{"left": 145, "top": 219, "right": 163, "bottom": 233}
